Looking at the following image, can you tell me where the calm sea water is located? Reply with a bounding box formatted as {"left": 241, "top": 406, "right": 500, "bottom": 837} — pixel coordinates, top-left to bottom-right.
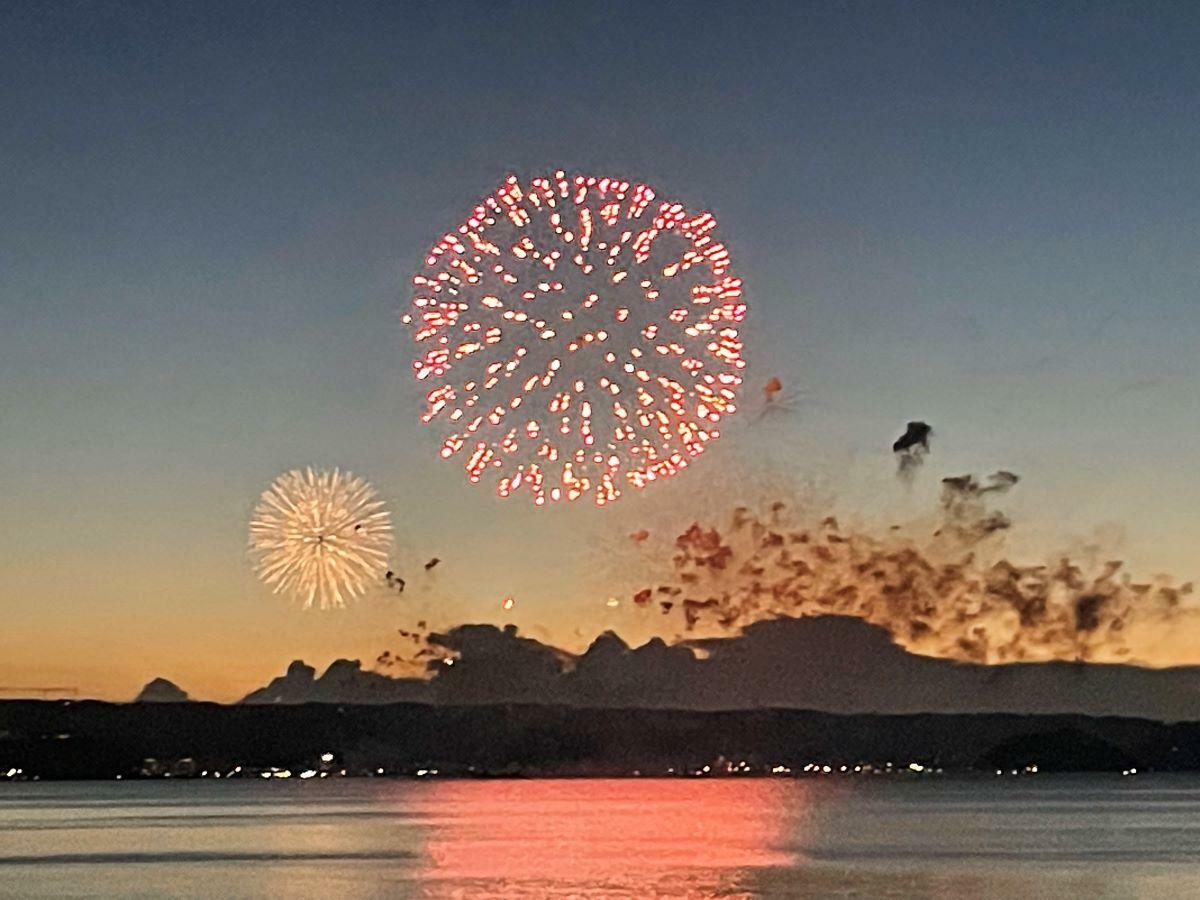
{"left": 2, "top": 777, "right": 1200, "bottom": 897}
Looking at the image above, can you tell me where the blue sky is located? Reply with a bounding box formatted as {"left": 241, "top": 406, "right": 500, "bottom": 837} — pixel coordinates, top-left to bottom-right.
{"left": 1, "top": 1, "right": 1197, "bottom": 698}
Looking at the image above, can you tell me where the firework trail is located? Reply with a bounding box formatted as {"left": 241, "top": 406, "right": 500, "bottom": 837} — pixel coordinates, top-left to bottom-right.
{"left": 248, "top": 468, "right": 393, "bottom": 610}
{"left": 753, "top": 375, "right": 808, "bottom": 421}
{"left": 402, "top": 171, "right": 747, "bottom": 506}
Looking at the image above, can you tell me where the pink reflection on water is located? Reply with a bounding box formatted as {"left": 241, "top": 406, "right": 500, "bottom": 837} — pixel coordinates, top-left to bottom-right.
{"left": 401, "top": 778, "right": 812, "bottom": 896}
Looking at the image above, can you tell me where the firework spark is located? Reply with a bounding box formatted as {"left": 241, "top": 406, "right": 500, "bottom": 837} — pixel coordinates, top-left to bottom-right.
{"left": 249, "top": 468, "right": 393, "bottom": 610}
{"left": 402, "top": 170, "right": 747, "bottom": 506}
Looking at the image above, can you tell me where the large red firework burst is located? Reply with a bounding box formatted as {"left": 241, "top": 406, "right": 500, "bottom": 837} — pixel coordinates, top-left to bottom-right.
{"left": 403, "top": 171, "right": 747, "bottom": 506}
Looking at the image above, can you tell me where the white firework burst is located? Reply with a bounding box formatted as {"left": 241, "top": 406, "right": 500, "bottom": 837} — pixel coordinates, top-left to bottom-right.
{"left": 248, "top": 468, "right": 393, "bottom": 610}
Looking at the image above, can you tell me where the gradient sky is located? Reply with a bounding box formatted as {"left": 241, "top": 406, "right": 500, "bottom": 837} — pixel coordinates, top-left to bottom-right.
{"left": 2, "top": 1, "right": 1198, "bottom": 700}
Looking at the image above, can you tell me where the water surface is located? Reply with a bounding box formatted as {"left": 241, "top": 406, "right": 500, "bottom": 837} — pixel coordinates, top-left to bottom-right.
{"left": 3, "top": 776, "right": 1200, "bottom": 897}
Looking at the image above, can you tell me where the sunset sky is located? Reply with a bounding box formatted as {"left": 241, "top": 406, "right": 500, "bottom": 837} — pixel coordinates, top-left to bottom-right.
{"left": 2, "top": 1, "right": 1198, "bottom": 700}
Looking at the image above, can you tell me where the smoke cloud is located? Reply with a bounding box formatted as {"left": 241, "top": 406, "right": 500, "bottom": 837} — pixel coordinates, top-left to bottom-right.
{"left": 893, "top": 420, "right": 933, "bottom": 481}
{"left": 630, "top": 471, "right": 1194, "bottom": 664}
{"left": 936, "top": 469, "right": 1019, "bottom": 543}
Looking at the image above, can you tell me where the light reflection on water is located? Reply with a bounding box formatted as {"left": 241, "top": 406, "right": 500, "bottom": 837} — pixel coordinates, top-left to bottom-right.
{"left": 2, "top": 777, "right": 1200, "bottom": 897}
{"left": 411, "top": 779, "right": 804, "bottom": 897}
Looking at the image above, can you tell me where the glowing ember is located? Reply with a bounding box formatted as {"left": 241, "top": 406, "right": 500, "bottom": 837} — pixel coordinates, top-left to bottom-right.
{"left": 402, "top": 170, "right": 747, "bottom": 506}
{"left": 248, "top": 468, "right": 392, "bottom": 610}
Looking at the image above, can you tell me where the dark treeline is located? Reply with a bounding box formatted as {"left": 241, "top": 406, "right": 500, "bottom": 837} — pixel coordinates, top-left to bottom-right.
{"left": 2, "top": 701, "right": 1199, "bottom": 779}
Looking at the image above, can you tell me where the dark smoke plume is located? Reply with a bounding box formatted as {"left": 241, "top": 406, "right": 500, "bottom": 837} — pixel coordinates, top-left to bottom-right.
{"left": 631, "top": 471, "right": 1194, "bottom": 664}
{"left": 893, "top": 421, "right": 933, "bottom": 480}
{"left": 937, "top": 470, "right": 1019, "bottom": 543}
